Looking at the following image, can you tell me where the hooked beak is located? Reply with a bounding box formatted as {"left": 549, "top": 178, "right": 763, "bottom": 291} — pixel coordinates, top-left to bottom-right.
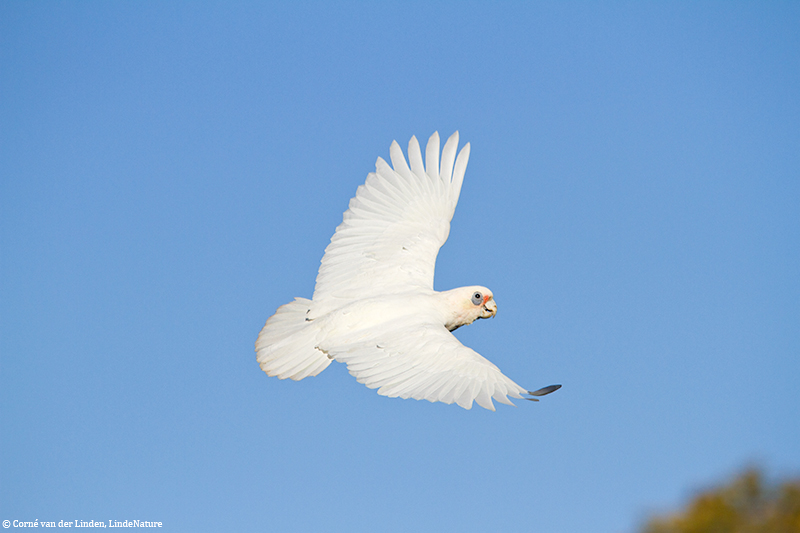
{"left": 483, "top": 299, "right": 497, "bottom": 318}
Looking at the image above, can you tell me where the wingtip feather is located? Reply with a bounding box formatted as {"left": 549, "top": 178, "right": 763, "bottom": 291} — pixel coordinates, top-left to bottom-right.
{"left": 425, "top": 131, "right": 441, "bottom": 181}
{"left": 407, "top": 136, "right": 425, "bottom": 177}
{"left": 389, "top": 140, "right": 413, "bottom": 180}
{"left": 451, "top": 142, "right": 470, "bottom": 207}
{"left": 440, "top": 132, "right": 460, "bottom": 185}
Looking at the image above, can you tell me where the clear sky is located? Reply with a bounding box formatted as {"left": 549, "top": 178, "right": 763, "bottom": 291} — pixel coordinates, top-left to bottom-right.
{"left": 1, "top": 2, "right": 798, "bottom": 532}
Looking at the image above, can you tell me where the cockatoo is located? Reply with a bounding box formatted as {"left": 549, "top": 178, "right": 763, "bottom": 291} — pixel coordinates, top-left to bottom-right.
{"left": 256, "top": 132, "right": 560, "bottom": 410}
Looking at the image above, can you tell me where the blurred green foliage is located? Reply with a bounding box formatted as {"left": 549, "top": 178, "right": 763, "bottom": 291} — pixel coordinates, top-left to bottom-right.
{"left": 642, "top": 468, "right": 800, "bottom": 533}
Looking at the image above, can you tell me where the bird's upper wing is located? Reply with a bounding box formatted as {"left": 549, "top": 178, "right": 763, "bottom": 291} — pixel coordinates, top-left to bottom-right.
{"left": 308, "top": 132, "right": 470, "bottom": 318}
{"left": 320, "top": 319, "right": 528, "bottom": 411}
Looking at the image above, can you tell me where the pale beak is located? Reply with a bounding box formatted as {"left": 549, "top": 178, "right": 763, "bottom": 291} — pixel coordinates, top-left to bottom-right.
{"left": 483, "top": 299, "right": 497, "bottom": 318}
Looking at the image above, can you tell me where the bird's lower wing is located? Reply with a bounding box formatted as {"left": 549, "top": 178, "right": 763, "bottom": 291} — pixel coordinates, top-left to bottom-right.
{"left": 320, "top": 322, "right": 528, "bottom": 411}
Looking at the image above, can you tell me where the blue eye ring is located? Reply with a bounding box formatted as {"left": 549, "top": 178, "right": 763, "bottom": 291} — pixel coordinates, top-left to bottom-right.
{"left": 471, "top": 292, "right": 483, "bottom": 306}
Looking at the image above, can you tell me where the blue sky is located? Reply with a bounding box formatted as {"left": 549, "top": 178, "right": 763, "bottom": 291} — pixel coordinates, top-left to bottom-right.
{"left": 1, "top": 2, "right": 798, "bottom": 532}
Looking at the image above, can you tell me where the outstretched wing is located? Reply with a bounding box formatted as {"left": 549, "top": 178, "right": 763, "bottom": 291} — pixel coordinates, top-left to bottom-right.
{"left": 308, "top": 132, "right": 470, "bottom": 319}
{"left": 321, "top": 320, "right": 528, "bottom": 411}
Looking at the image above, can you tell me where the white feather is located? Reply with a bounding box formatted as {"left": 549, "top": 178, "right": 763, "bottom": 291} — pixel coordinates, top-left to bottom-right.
{"left": 318, "top": 307, "right": 527, "bottom": 411}
{"left": 308, "top": 133, "right": 468, "bottom": 318}
{"left": 255, "top": 298, "right": 332, "bottom": 381}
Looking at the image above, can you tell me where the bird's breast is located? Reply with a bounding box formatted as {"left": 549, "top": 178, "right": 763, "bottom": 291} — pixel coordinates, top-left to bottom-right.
{"left": 315, "top": 292, "right": 442, "bottom": 344}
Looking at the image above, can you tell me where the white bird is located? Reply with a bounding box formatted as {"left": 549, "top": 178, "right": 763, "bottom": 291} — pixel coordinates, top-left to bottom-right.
{"left": 256, "top": 132, "right": 560, "bottom": 410}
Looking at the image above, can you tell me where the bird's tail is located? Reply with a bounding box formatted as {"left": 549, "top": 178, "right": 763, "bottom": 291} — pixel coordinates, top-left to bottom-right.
{"left": 255, "top": 297, "right": 332, "bottom": 380}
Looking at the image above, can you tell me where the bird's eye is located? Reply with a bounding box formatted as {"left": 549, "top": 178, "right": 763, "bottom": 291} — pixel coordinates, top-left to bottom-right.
{"left": 471, "top": 292, "right": 483, "bottom": 306}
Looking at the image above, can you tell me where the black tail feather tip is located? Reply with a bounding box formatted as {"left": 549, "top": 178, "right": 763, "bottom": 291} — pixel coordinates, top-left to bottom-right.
{"left": 525, "top": 384, "right": 562, "bottom": 401}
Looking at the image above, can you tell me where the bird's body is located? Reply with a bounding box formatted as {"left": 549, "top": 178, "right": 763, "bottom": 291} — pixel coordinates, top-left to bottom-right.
{"left": 256, "top": 132, "right": 559, "bottom": 410}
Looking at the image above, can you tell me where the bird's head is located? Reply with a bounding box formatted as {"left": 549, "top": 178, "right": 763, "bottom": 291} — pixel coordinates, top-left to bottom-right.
{"left": 441, "top": 286, "right": 496, "bottom": 331}
{"left": 471, "top": 287, "right": 497, "bottom": 319}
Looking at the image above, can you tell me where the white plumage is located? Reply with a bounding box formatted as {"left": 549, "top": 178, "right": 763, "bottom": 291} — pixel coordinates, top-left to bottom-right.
{"left": 256, "top": 132, "right": 559, "bottom": 410}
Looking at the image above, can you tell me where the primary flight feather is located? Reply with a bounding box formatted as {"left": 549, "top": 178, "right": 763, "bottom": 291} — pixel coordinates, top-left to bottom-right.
{"left": 255, "top": 132, "right": 560, "bottom": 410}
